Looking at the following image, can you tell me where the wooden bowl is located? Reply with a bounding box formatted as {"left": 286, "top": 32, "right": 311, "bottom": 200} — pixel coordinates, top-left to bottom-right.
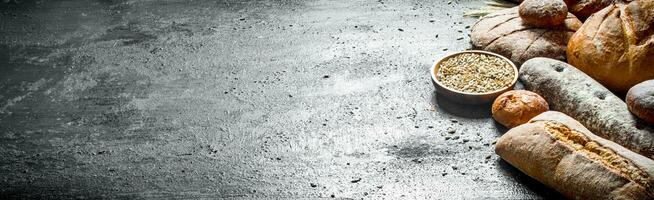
{"left": 430, "top": 50, "right": 518, "bottom": 105}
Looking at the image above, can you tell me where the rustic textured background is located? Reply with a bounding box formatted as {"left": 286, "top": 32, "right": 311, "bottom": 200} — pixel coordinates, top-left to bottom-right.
{"left": 0, "top": 0, "right": 560, "bottom": 199}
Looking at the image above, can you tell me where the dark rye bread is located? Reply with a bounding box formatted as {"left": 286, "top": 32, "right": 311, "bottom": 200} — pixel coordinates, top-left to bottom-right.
{"left": 496, "top": 111, "right": 654, "bottom": 199}
{"left": 519, "top": 57, "right": 654, "bottom": 159}
{"left": 470, "top": 7, "right": 581, "bottom": 65}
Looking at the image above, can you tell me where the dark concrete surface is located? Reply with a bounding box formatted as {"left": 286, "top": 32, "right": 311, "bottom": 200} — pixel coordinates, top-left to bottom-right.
{"left": 0, "top": 0, "right": 562, "bottom": 199}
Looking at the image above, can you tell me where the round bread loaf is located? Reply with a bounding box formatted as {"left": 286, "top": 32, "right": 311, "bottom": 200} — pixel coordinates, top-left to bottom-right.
{"left": 567, "top": 0, "right": 654, "bottom": 93}
{"left": 471, "top": 7, "right": 581, "bottom": 65}
{"left": 519, "top": 0, "right": 568, "bottom": 27}
{"left": 627, "top": 80, "right": 654, "bottom": 125}
{"left": 492, "top": 90, "right": 549, "bottom": 128}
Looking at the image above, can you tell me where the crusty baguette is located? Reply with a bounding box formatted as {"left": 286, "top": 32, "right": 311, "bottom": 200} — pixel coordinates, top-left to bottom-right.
{"left": 496, "top": 111, "right": 654, "bottom": 199}
{"left": 519, "top": 57, "right": 654, "bottom": 159}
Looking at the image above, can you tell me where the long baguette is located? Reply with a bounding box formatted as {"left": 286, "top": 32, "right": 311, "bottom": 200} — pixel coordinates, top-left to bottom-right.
{"left": 496, "top": 111, "right": 654, "bottom": 199}
{"left": 519, "top": 57, "right": 654, "bottom": 159}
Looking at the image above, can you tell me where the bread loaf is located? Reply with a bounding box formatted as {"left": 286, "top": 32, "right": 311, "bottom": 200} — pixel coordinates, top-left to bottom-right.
{"left": 496, "top": 111, "right": 654, "bottom": 199}
{"left": 519, "top": 0, "right": 568, "bottom": 27}
{"left": 567, "top": 0, "right": 654, "bottom": 93}
{"left": 491, "top": 90, "right": 549, "bottom": 128}
{"left": 470, "top": 7, "right": 581, "bottom": 65}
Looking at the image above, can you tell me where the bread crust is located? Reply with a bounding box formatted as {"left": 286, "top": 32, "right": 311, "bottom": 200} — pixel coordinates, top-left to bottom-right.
{"left": 627, "top": 80, "right": 654, "bottom": 124}
{"left": 563, "top": 0, "right": 615, "bottom": 19}
{"left": 519, "top": 0, "right": 568, "bottom": 27}
{"left": 470, "top": 8, "right": 581, "bottom": 65}
{"left": 566, "top": 0, "right": 654, "bottom": 93}
{"left": 496, "top": 111, "right": 654, "bottom": 199}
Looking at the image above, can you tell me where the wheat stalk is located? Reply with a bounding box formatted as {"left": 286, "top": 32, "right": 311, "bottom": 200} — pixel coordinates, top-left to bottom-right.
{"left": 464, "top": 0, "right": 518, "bottom": 18}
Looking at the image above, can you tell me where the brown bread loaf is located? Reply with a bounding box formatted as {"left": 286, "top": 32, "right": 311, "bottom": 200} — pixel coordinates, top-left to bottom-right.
{"left": 567, "top": 0, "right": 654, "bottom": 93}
{"left": 519, "top": 0, "right": 568, "bottom": 27}
{"left": 470, "top": 7, "right": 581, "bottom": 65}
{"left": 496, "top": 111, "right": 654, "bottom": 199}
{"left": 491, "top": 90, "right": 549, "bottom": 128}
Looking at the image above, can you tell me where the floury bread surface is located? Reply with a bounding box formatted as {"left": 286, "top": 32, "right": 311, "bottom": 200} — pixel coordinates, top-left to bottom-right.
{"left": 627, "top": 80, "right": 654, "bottom": 124}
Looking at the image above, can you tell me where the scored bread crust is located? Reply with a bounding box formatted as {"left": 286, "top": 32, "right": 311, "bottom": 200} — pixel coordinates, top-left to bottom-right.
{"left": 470, "top": 7, "right": 581, "bottom": 65}
{"left": 496, "top": 111, "right": 654, "bottom": 199}
{"left": 566, "top": 0, "right": 654, "bottom": 93}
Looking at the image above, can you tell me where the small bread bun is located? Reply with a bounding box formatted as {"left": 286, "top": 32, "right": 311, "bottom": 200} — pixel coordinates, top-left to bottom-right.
{"left": 492, "top": 90, "right": 549, "bottom": 128}
{"left": 627, "top": 80, "right": 654, "bottom": 124}
{"left": 519, "top": 0, "right": 568, "bottom": 27}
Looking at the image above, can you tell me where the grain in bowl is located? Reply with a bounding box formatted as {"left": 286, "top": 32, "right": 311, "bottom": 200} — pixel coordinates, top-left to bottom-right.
{"left": 430, "top": 50, "right": 518, "bottom": 104}
{"left": 436, "top": 53, "right": 514, "bottom": 93}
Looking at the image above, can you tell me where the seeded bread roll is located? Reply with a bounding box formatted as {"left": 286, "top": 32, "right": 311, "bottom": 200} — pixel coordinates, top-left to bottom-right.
{"left": 496, "top": 111, "right": 654, "bottom": 199}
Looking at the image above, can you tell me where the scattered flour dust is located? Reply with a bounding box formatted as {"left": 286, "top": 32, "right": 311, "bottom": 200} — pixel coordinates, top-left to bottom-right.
{"left": 0, "top": 78, "right": 48, "bottom": 114}
{"left": 309, "top": 72, "right": 403, "bottom": 96}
